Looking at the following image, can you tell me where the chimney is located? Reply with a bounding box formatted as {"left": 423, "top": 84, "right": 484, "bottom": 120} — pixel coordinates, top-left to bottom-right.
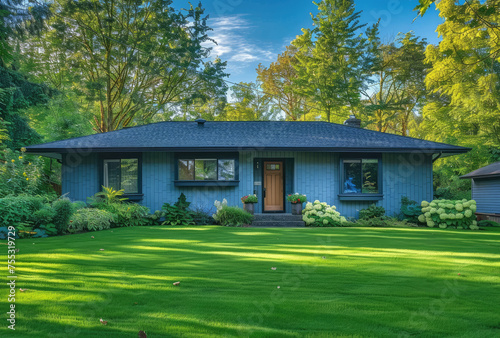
{"left": 195, "top": 118, "right": 206, "bottom": 127}
{"left": 343, "top": 114, "right": 361, "bottom": 128}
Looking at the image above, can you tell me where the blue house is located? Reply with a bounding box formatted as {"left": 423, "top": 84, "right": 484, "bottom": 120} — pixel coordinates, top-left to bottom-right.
{"left": 25, "top": 119, "right": 469, "bottom": 218}
{"left": 461, "top": 162, "right": 500, "bottom": 222}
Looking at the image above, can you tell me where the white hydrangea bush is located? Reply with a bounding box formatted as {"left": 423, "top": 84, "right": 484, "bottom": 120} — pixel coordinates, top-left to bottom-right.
{"left": 213, "top": 199, "right": 228, "bottom": 218}
{"left": 417, "top": 199, "right": 478, "bottom": 230}
{"left": 302, "top": 200, "right": 347, "bottom": 227}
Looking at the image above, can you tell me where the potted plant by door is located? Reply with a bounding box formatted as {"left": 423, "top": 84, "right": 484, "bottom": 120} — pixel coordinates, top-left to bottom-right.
{"left": 287, "top": 193, "right": 307, "bottom": 215}
{"left": 241, "top": 194, "right": 258, "bottom": 215}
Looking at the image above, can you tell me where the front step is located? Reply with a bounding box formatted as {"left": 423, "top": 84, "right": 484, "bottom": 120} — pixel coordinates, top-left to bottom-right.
{"left": 251, "top": 213, "right": 305, "bottom": 227}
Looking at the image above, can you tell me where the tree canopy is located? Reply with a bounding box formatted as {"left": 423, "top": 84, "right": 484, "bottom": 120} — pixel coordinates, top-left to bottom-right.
{"left": 22, "top": 0, "right": 228, "bottom": 132}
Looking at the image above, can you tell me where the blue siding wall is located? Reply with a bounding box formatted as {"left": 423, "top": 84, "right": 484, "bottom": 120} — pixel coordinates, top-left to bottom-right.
{"left": 62, "top": 151, "right": 433, "bottom": 218}
{"left": 61, "top": 153, "right": 100, "bottom": 201}
{"left": 472, "top": 178, "right": 500, "bottom": 214}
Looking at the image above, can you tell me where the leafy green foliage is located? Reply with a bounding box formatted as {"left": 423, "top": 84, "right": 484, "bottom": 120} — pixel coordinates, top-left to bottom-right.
{"left": 90, "top": 187, "right": 153, "bottom": 227}
{"left": 24, "top": 0, "right": 228, "bottom": 132}
{"left": 362, "top": 31, "right": 428, "bottom": 135}
{"left": 161, "top": 193, "right": 195, "bottom": 226}
{"left": 302, "top": 200, "right": 347, "bottom": 227}
{"left": 92, "top": 186, "right": 128, "bottom": 205}
{"left": 102, "top": 203, "right": 152, "bottom": 227}
{"left": 68, "top": 208, "right": 115, "bottom": 233}
{"left": 51, "top": 198, "right": 74, "bottom": 234}
{"left": 0, "top": 148, "right": 50, "bottom": 197}
{"left": 0, "top": 195, "right": 72, "bottom": 236}
{"left": 191, "top": 208, "right": 216, "bottom": 226}
{"left": 420, "top": 0, "right": 500, "bottom": 191}
{"left": 434, "top": 171, "right": 472, "bottom": 200}
{"left": 0, "top": 0, "right": 50, "bottom": 67}
{"left": 21, "top": 91, "right": 93, "bottom": 142}
{"left": 0, "top": 67, "right": 51, "bottom": 149}
{"left": 292, "top": 0, "right": 373, "bottom": 122}
{"left": 359, "top": 204, "right": 385, "bottom": 220}
{"left": 355, "top": 216, "right": 417, "bottom": 228}
{"left": 219, "top": 82, "right": 278, "bottom": 121}
{"left": 39, "top": 223, "right": 57, "bottom": 236}
{"left": 0, "top": 195, "right": 47, "bottom": 227}
{"left": 477, "top": 220, "right": 500, "bottom": 228}
{"left": 213, "top": 206, "right": 253, "bottom": 227}
{"left": 257, "top": 45, "right": 311, "bottom": 121}
{"left": 33, "top": 206, "right": 57, "bottom": 227}
{"left": 417, "top": 199, "right": 478, "bottom": 230}
{"left": 400, "top": 196, "right": 422, "bottom": 223}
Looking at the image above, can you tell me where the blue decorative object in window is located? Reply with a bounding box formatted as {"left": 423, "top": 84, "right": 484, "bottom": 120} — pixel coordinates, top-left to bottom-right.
{"left": 343, "top": 159, "right": 379, "bottom": 194}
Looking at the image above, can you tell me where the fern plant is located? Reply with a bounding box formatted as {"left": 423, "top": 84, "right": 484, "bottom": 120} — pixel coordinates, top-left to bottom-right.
{"left": 94, "top": 186, "right": 128, "bottom": 205}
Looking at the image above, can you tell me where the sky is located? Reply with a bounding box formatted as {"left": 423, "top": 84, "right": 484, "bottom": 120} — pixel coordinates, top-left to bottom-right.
{"left": 174, "top": 0, "right": 444, "bottom": 86}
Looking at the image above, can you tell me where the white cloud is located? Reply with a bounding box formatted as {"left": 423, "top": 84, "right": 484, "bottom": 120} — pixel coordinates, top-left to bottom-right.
{"left": 206, "top": 15, "right": 276, "bottom": 65}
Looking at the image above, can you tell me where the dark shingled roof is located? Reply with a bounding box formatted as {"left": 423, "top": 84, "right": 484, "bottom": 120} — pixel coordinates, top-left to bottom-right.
{"left": 25, "top": 121, "right": 470, "bottom": 156}
{"left": 461, "top": 162, "right": 500, "bottom": 179}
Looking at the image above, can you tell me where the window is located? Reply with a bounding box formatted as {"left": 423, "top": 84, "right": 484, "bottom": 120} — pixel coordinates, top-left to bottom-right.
{"left": 177, "top": 158, "right": 236, "bottom": 181}
{"left": 343, "top": 158, "right": 379, "bottom": 194}
{"left": 266, "top": 164, "right": 280, "bottom": 170}
{"left": 103, "top": 158, "right": 139, "bottom": 193}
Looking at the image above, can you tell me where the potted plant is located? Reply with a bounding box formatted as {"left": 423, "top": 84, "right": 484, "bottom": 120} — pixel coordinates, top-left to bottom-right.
{"left": 287, "top": 193, "right": 307, "bottom": 215}
{"left": 241, "top": 194, "right": 258, "bottom": 215}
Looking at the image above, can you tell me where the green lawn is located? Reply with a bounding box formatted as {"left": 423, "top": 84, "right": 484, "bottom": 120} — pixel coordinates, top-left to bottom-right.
{"left": 2, "top": 226, "right": 500, "bottom": 337}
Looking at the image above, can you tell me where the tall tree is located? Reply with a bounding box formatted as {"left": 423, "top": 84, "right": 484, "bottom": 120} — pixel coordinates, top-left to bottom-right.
{"left": 362, "top": 31, "right": 427, "bottom": 135}
{"left": 257, "top": 46, "right": 311, "bottom": 121}
{"left": 0, "top": 0, "right": 49, "bottom": 68}
{"left": 424, "top": 0, "right": 500, "bottom": 148}
{"left": 221, "top": 82, "right": 279, "bottom": 121}
{"left": 25, "top": 0, "right": 228, "bottom": 132}
{"left": 291, "top": 0, "right": 373, "bottom": 122}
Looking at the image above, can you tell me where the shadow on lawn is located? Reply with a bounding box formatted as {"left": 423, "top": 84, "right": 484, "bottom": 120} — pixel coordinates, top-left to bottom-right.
{"left": 7, "top": 226, "right": 500, "bottom": 337}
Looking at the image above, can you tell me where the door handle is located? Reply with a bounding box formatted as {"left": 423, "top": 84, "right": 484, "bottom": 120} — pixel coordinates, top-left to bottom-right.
{"left": 263, "top": 188, "right": 266, "bottom": 198}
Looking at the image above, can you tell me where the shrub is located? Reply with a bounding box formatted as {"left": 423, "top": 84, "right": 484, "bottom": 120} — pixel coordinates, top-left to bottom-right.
{"left": 477, "top": 220, "right": 500, "bottom": 227}
{"left": 68, "top": 209, "right": 115, "bottom": 233}
{"left": 104, "top": 203, "right": 152, "bottom": 227}
{"left": 0, "top": 148, "right": 50, "bottom": 197}
{"left": 162, "top": 193, "right": 195, "bottom": 225}
{"left": 52, "top": 198, "right": 74, "bottom": 234}
{"left": 359, "top": 204, "right": 385, "bottom": 220}
{"left": 0, "top": 195, "right": 47, "bottom": 227}
{"left": 37, "top": 223, "right": 57, "bottom": 236}
{"left": 191, "top": 206, "right": 216, "bottom": 225}
{"left": 417, "top": 199, "right": 477, "bottom": 230}
{"left": 356, "top": 216, "right": 417, "bottom": 228}
{"left": 33, "top": 206, "right": 57, "bottom": 226}
{"left": 400, "top": 196, "right": 422, "bottom": 223}
{"left": 302, "top": 200, "right": 347, "bottom": 227}
{"left": 213, "top": 205, "right": 253, "bottom": 226}
{"left": 286, "top": 193, "right": 307, "bottom": 204}
{"left": 356, "top": 216, "right": 388, "bottom": 227}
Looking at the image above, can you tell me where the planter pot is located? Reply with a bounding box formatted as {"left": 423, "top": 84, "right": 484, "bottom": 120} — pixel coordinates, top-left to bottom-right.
{"left": 243, "top": 203, "right": 255, "bottom": 215}
{"left": 291, "top": 202, "right": 303, "bottom": 215}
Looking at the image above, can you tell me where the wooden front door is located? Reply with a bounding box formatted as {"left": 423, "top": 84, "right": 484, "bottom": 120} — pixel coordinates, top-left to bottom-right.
{"left": 263, "top": 161, "right": 284, "bottom": 212}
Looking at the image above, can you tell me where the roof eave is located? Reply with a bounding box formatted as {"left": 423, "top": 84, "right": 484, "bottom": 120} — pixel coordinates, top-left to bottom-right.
{"left": 25, "top": 146, "right": 471, "bottom": 155}
{"left": 460, "top": 174, "right": 500, "bottom": 180}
